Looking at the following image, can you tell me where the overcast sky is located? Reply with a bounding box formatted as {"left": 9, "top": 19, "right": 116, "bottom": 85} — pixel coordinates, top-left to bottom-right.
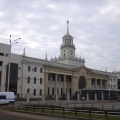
{"left": 0, "top": 0, "right": 120, "bottom": 72}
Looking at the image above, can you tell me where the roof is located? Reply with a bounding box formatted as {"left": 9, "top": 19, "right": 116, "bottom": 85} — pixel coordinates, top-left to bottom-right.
{"left": 90, "top": 69, "right": 116, "bottom": 77}
{"left": 62, "top": 34, "right": 73, "bottom": 38}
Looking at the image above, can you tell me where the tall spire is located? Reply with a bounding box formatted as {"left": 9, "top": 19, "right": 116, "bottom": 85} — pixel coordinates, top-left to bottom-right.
{"left": 67, "top": 20, "right": 69, "bottom": 35}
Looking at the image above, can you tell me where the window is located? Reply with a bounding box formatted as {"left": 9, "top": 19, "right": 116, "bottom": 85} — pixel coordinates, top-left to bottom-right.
{"left": 92, "top": 79, "right": 95, "bottom": 84}
{"left": 57, "top": 88, "right": 59, "bottom": 94}
{"left": 40, "top": 78, "right": 42, "bottom": 84}
{"left": 52, "top": 87, "right": 54, "bottom": 95}
{"left": 34, "top": 67, "right": 37, "bottom": 72}
{"left": 27, "top": 88, "right": 30, "bottom": 93}
{"left": 0, "top": 52, "right": 4, "bottom": 56}
{"left": 40, "top": 89, "right": 42, "bottom": 96}
{"left": 61, "top": 88, "right": 63, "bottom": 95}
{"left": 48, "top": 87, "right": 50, "bottom": 95}
{"left": 27, "top": 77, "right": 30, "bottom": 83}
{"left": 34, "top": 77, "right": 36, "bottom": 84}
{"left": 40, "top": 68, "right": 43, "bottom": 73}
{"left": 69, "top": 88, "right": 71, "bottom": 96}
{"left": 33, "top": 89, "right": 36, "bottom": 96}
{"left": 28, "top": 66, "right": 30, "bottom": 71}
{"left": 0, "top": 95, "right": 6, "bottom": 99}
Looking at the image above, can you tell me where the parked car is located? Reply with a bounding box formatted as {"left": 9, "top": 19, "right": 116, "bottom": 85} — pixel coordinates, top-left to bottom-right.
{"left": 0, "top": 92, "right": 15, "bottom": 104}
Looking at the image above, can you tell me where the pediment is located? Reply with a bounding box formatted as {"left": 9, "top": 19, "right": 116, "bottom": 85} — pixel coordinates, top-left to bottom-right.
{"left": 75, "top": 66, "right": 94, "bottom": 75}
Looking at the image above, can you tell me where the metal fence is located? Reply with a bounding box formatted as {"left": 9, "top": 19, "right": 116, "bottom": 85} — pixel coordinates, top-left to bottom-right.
{"left": 6, "top": 104, "right": 120, "bottom": 120}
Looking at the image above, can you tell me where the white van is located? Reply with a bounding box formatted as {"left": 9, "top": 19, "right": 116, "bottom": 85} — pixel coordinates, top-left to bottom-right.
{"left": 0, "top": 92, "right": 15, "bottom": 104}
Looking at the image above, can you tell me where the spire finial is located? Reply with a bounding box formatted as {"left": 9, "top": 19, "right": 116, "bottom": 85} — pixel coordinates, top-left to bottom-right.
{"left": 67, "top": 20, "right": 69, "bottom": 35}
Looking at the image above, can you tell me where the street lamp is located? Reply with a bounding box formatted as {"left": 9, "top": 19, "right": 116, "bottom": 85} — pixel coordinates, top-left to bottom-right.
{"left": 7, "top": 35, "right": 21, "bottom": 92}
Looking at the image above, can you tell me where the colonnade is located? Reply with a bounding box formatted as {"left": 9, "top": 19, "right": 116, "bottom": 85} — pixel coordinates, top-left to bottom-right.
{"left": 44, "top": 72, "right": 108, "bottom": 96}
{"left": 44, "top": 72, "right": 77, "bottom": 96}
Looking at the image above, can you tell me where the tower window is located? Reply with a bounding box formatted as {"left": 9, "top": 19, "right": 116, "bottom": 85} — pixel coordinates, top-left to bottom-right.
{"left": 64, "top": 50, "right": 65, "bottom": 52}
{"left": 64, "top": 53, "right": 65, "bottom": 57}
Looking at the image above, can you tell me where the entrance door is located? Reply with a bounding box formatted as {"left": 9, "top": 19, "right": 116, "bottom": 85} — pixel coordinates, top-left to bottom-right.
{"left": 79, "top": 76, "right": 86, "bottom": 89}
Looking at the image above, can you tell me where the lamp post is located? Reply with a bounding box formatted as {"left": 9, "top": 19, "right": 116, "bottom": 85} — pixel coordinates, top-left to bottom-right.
{"left": 7, "top": 35, "right": 21, "bottom": 92}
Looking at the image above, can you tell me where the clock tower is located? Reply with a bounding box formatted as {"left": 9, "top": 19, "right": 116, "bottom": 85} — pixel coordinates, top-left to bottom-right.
{"left": 60, "top": 20, "right": 76, "bottom": 58}
{"left": 52, "top": 20, "right": 85, "bottom": 67}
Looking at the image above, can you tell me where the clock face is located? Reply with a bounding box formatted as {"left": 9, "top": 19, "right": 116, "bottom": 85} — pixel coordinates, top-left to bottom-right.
{"left": 70, "top": 50, "right": 73, "bottom": 55}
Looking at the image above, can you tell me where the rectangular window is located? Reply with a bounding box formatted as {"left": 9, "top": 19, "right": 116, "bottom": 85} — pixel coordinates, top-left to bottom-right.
{"left": 61, "top": 88, "right": 63, "bottom": 95}
{"left": 57, "top": 88, "right": 59, "bottom": 94}
{"left": 40, "top": 78, "right": 42, "bottom": 84}
{"left": 34, "top": 67, "right": 37, "bottom": 72}
{"left": 27, "top": 77, "right": 30, "bottom": 83}
{"left": 52, "top": 87, "right": 54, "bottom": 95}
{"left": 40, "top": 89, "right": 42, "bottom": 96}
{"left": 28, "top": 66, "right": 30, "bottom": 71}
{"left": 34, "top": 77, "right": 36, "bottom": 84}
{"left": 40, "top": 68, "right": 43, "bottom": 73}
{"left": 69, "top": 88, "right": 71, "bottom": 96}
{"left": 48, "top": 87, "right": 50, "bottom": 95}
{"left": 33, "top": 89, "right": 36, "bottom": 96}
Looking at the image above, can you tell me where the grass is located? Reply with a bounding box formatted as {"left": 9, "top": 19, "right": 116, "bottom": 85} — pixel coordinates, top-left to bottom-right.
{"left": 5, "top": 106, "right": 120, "bottom": 120}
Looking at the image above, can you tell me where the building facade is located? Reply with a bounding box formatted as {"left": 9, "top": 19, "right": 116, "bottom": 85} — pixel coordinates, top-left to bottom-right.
{"left": 0, "top": 21, "right": 119, "bottom": 99}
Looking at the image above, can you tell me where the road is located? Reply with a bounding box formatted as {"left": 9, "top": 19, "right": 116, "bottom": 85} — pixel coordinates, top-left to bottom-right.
{"left": 0, "top": 109, "right": 73, "bottom": 120}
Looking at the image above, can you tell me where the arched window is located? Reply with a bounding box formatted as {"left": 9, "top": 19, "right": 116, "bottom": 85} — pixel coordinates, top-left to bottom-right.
{"left": 40, "top": 78, "right": 42, "bottom": 84}
{"left": 27, "top": 88, "right": 30, "bottom": 93}
{"left": 78, "top": 76, "right": 86, "bottom": 89}
{"left": 64, "top": 53, "right": 65, "bottom": 57}
{"left": 27, "top": 77, "right": 30, "bottom": 83}
{"left": 40, "top": 89, "right": 42, "bottom": 96}
{"left": 34, "top": 77, "right": 36, "bottom": 84}
{"left": 33, "top": 89, "right": 36, "bottom": 96}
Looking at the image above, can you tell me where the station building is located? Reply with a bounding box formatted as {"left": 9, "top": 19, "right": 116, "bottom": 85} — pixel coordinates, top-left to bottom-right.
{"left": 0, "top": 21, "right": 119, "bottom": 100}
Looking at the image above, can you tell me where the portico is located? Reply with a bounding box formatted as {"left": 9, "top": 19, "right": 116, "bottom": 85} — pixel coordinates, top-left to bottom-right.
{"left": 44, "top": 64, "right": 108, "bottom": 97}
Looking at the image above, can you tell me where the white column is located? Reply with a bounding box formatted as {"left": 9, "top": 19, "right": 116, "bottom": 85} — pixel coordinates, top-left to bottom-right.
{"left": 109, "top": 90, "right": 110, "bottom": 98}
{"left": 55, "top": 93, "right": 58, "bottom": 102}
{"left": 77, "top": 93, "right": 80, "bottom": 101}
{"left": 87, "top": 93, "right": 89, "bottom": 101}
{"left": 100, "top": 80, "right": 102, "bottom": 88}
{"left": 27, "top": 92, "right": 30, "bottom": 104}
{"left": 55, "top": 74, "right": 58, "bottom": 94}
{"left": 71, "top": 76, "right": 75, "bottom": 96}
{"left": 67, "top": 93, "right": 69, "bottom": 102}
{"left": 95, "top": 93, "right": 97, "bottom": 101}
{"left": 101, "top": 90, "right": 104, "bottom": 100}
{"left": 95, "top": 79, "right": 97, "bottom": 88}
{"left": 63, "top": 75, "right": 66, "bottom": 94}
{"left": 44, "top": 72, "right": 48, "bottom": 95}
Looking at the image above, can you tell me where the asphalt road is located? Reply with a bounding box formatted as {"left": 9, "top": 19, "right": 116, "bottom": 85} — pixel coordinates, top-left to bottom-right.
{"left": 0, "top": 110, "right": 73, "bottom": 120}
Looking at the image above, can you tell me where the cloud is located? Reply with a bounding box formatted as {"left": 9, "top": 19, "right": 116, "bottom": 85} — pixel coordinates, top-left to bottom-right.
{"left": 0, "top": 0, "right": 120, "bottom": 72}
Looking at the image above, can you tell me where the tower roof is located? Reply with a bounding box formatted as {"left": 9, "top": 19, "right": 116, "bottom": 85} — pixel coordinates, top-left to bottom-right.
{"left": 62, "top": 34, "right": 73, "bottom": 38}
